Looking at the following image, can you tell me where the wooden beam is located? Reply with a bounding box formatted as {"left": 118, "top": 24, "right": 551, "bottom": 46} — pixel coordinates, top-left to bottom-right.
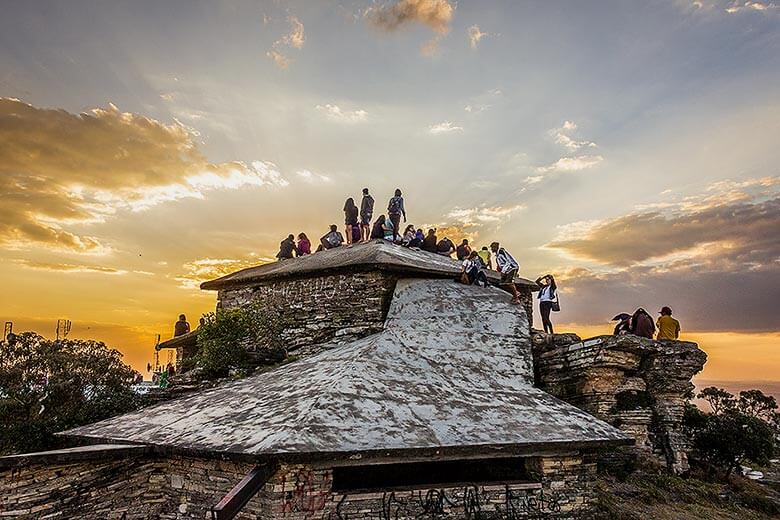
{"left": 211, "top": 463, "right": 278, "bottom": 520}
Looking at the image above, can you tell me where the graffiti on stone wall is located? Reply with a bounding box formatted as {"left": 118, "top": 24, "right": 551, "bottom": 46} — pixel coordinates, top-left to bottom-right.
{"left": 254, "top": 276, "right": 352, "bottom": 302}
{"left": 319, "top": 484, "right": 563, "bottom": 520}
{"left": 280, "top": 469, "right": 332, "bottom": 514}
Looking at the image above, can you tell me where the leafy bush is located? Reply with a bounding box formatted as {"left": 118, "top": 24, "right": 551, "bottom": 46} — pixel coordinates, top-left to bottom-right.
{"left": 0, "top": 332, "right": 140, "bottom": 455}
{"left": 194, "top": 302, "right": 288, "bottom": 378}
{"left": 685, "top": 387, "right": 777, "bottom": 478}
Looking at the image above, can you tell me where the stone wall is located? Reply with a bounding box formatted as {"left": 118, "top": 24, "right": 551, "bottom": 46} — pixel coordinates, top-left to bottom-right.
{"left": 532, "top": 333, "right": 707, "bottom": 474}
{"left": 259, "top": 456, "right": 596, "bottom": 520}
{"left": 0, "top": 453, "right": 267, "bottom": 519}
{"left": 1, "top": 451, "right": 597, "bottom": 519}
{"left": 217, "top": 270, "right": 398, "bottom": 354}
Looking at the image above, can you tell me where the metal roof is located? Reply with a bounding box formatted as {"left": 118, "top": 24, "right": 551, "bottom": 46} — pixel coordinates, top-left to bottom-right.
{"left": 200, "top": 240, "right": 537, "bottom": 290}
{"left": 64, "top": 279, "right": 629, "bottom": 458}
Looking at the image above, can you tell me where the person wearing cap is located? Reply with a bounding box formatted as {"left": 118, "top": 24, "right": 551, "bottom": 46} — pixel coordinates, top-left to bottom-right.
{"left": 656, "top": 306, "right": 681, "bottom": 340}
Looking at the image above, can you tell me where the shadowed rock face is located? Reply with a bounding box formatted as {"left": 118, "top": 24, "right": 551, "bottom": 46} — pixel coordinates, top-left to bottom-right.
{"left": 532, "top": 332, "right": 707, "bottom": 473}
{"left": 64, "top": 279, "right": 629, "bottom": 457}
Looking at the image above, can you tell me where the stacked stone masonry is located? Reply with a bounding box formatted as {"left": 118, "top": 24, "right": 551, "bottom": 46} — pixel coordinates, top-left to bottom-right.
{"left": 216, "top": 269, "right": 534, "bottom": 358}
{"left": 0, "top": 453, "right": 597, "bottom": 519}
{"left": 532, "top": 332, "right": 707, "bottom": 474}
{"left": 217, "top": 270, "right": 398, "bottom": 354}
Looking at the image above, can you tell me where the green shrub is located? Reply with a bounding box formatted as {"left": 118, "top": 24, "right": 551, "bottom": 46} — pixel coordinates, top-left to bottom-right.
{"left": 194, "top": 302, "right": 288, "bottom": 378}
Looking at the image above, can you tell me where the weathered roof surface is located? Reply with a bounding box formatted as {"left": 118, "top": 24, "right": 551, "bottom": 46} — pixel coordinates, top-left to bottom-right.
{"left": 64, "top": 279, "right": 629, "bottom": 458}
{"left": 201, "top": 239, "right": 537, "bottom": 290}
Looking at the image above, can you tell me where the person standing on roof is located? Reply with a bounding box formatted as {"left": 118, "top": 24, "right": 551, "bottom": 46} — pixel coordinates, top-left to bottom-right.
{"left": 456, "top": 239, "right": 472, "bottom": 260}
{"left": 276, "top": 234, "right": 297, "bottom": 260}
{"left": 174, "top": 314, "right": 190, "bottom": 337}
{"left": 343, "top": 198, "right": 359, "bottom": 245}
{"left": 491, "top": 242, "right": 521, "bottom": 305}
{"left": 477, "top": 246, "right": 492, "bottom": 269}
{"left": 535, "top": 274, "right": 558, "bottom": 334}
{"left": 359, "top": 188, "right": 374, "bottom": 243}
{"left": 656, "top": 306, "right": 681, "bottom": 340}
{"left": 387, "top": 189, "right": 406, "bottom": 242}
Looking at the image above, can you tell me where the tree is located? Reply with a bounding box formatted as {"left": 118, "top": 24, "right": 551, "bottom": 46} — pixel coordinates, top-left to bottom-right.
{"left": 0, "top": 332, "right": 140, "bottom": 455}
{"left": 195, "top": 302, "right": 288, "bottom": 378}
{"left": 685, "top": 387, "right": 777, "bottom": 479}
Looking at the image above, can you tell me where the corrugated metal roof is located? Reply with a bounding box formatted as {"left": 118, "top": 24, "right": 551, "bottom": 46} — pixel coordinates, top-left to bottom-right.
{"left": 63, "top": 279, "right": 629, "bottom": 457}
{"left": 200, "top": 240, "right": 537, "bottom": 290}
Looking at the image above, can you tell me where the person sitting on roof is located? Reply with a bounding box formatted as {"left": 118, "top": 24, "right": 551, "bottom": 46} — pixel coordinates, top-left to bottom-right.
{"left": 410, "top": 228, "right": 425, "bottom": 248}
{"left": 612, "top": 313, "right": 632, "bottom": 335}
{"left": 382, "top": 215, "right": 395, "bottom": 241}
{"left": 477, "top": 246, "right": 492, "bottom": 269}
{"left": 491, "top": 242, "right": 521, "bottom": 305}
{"left": 276, "top": 234, "right": 297, "bottom": 260}
{"left": 656, "top": 306, "right": 681, "bottom": 340}
{"left": 174, "top": 314, "right": 190, "bottom": 337}
{"left": 422, "top": 228, "right": 438, "bottom": 253}
{"left": 370, "top": 215, "right": 386, "bottom": 240}
{"left": 297, "top": 233, "right": 311, "bottom": 256}
{"left": 402, "top": 224, "right": 416, "bottom": 246}
{"left": 436, "top": 237, "right": 456, "bottom": 257}
{"left": 456, "top": 239, "right": 472, "bottom": 260}
{"left": 630, "top": 308, "right": 655, "bottom": 339}
{"left": 462, "top": 251, "right": 489, "bottom": 287}
{"left": 320, "top": 224, "right": 345, "bottom": 250}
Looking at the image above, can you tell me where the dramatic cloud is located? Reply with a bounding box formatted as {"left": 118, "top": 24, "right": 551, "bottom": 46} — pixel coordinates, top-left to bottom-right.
{"left": 550, "top": 121, "right": 597, "bottom": 151}
{"left": 15, "top": 259, "right": 128, "bottom": 275}
{"left": 267, "top": 16, "right": 306, "bottom": 69}
{"left": 296, "top": 169, "right": 332, "bottom": 183}
{"left": 688, "top": 0, "right": 779, "bottom": 13}
{"left": 175, "top": 257, "right": 267, "bottom": 290}
{"left": 367, "top": 0, "right": 454, "bottom": 55}
{"left": 0, "top": 98, "right": 287, "bottom": 252}
{"left": 367, "top": 0, "right": 453, "bottom": 33}
{"left": 315, "top": 104, "right": 368, "bottom": 123}
{"left": 428, "top": 121, "right": 463, "bottom": 134}
{"left": 467, "top": 25, "right": 488, "bottom": 49}
{"left": 266, "top": 50, "right": 291, "bottom": 70}
{"left": 548, "top": 176, "right": 780, "bottom": 267}
{"left": 536, "top": 155, "right": 604, "bottom": 173}
{"left": 547, "top": 177, "right": 780, "bottom": 332}
{"left": 446, "top": 204, "right": 525, "bottom": 226}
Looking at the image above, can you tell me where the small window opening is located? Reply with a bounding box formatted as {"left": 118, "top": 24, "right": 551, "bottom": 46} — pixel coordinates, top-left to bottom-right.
{"left": 332, "top": 456, "right": 534, "bottom": 493}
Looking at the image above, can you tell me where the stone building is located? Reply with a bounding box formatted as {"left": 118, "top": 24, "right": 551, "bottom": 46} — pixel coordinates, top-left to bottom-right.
{"left": 1, "top": 249, "right": 632, "bottom": 519}
{"left": 158, "top": 241, "right": 539, "bottom": 369}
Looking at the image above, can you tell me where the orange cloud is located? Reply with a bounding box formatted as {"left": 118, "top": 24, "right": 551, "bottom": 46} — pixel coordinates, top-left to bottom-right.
{"left": 367, "top": 0, "right": 454, "bottom": 55}
{"left": 0, "top": 98, "right": 287, "bottom": 252}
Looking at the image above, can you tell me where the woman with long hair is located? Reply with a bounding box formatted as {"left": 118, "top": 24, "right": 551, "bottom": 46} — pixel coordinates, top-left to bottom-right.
{"left": 297, "top": 232, "right": 311, "bottom": 256}
{"left": 402, "top": 224, "right": 415, "bottom": 245}
{"left": 343, "top": 197, "right": 359, "bottom": 245}
{"left": 536, "top": 274, "right": 558, "bottom": 334}
{"left": 370, "top": 215, "right": 385, "bottom": 240}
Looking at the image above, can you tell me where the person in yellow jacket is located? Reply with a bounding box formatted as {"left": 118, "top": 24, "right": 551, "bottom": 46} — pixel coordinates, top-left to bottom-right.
{"left": 657, "top": 306, "right": 681, "bottom": 340}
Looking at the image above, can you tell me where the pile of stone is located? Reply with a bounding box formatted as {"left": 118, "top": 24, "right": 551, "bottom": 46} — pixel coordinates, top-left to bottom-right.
{"left": 532, "top": 331, "right": 707, "bottom": 474}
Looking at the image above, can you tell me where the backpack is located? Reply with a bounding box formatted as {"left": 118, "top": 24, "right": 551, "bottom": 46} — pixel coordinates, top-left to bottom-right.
{"left": 388, "top": 196, "right": 402, "bottom": 215}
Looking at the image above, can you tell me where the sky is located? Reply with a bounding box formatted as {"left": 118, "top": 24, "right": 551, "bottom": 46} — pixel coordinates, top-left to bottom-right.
{"left": 0, "top": 0, "right": 778, "bottom": 389}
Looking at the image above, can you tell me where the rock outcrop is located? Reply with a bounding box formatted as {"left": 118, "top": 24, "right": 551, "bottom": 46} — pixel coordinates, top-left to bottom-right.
{"left": 532, "top": 332, "right": 707, "bottom": 474}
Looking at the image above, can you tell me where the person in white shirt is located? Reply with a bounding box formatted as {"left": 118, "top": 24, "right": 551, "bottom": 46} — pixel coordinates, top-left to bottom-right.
{"left": 535, "top": 274, "right": 558, "bottom": 334}
{"left": 461, "top": 251, "right": 488, "bottom": 287}
{"left": 490, "top": 242, "right": 521, "bottom": 304}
